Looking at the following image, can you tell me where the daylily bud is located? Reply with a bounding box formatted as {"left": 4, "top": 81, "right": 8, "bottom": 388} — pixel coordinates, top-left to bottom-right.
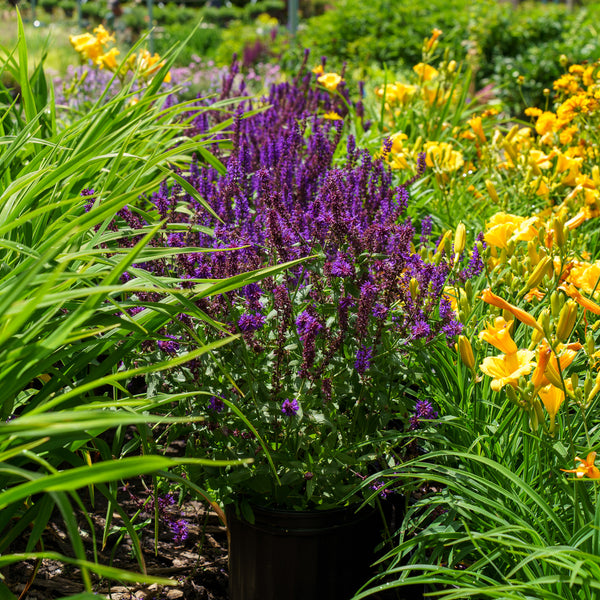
{"left": 533, "top": 399, "right": 545, "bottom": 430}
{"left": 481, "top": 288, "right": 545, "bottom": 335}
{"left": 503, "top": 140, "right": 518, "bottom": 164}
{"left": 586, "top": 330, "right": 595, "bottom": 357}
{"left": 506, "top": 384, "right": 520, "bottom": 405}
{"left": 544, "top": 359, "right": 565, "bottom": 390}
{"left": 532, "top": 343, "right": 551, "bottom": 389}
{"left": 571, "top": 372, "right": 579, "bottom": 391}
{"left": 505, "top": 124, "right": 519, "bottom": 143}
{"left": 553, "top": 217, "right": 566, "bottom": 249}
{"left": 454, "top": 222, "right": 466, "bottom": 258}
{"left": 550, "top": 291, "right": 562, "bottom": 319}
{"left": 586, "top": 371, "right": 600, "bottom": 407}
{"left": 527, "top": 241, "right": 540, "bottom": 266}
{"left": 540, "top": 308, "right": 552, "bottom": 339}
{"left": 561, "top": 284, "right": 600, "bottom": 315}
{"left": 593, "top": 165, "right": 600, "bottom": 189}
{"left": 523, "top": 256, "right": 551, "bottom": 294}
{"left": 465, "top": 279, "right": 473, "bottom": 302}
{"left": 459, "top": 292, "right": 471, "bottom": 316}
{"left": 409, "top": 277, "right": 420, "bottom": 299}
{"left": 457, "top": 335, "right": 475, "bottom": 370}
{"left": 555, "top": 299, "right": 578, "bottom": 343}
{"left": 485, "top": 179, "right": 500, "bottom": 204}
{"left": 584, "top": 374, "right": 594, "bottom": 400}
{"left": 529, "top": 405, "right": 539, "bottom": 431}
{"left": 433, "top": 230, "right": 452, "bottom": 265}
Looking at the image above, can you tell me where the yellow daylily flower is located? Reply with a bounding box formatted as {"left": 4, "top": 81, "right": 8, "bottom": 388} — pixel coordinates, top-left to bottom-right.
{"left": 537, "top": 383, "right": 566, "bottom": 420}
{"left": 96, "top": 47, "right": 120, "bottom": 70}
{"left": 93, "top": 24, "right": 115, "bottom": 46}
{"left": 480, "top": 350, "right": 535, "bottom": 391}
{"left": 317, "top": 72, "right": 342, "bottom": 92}
{"left": 566, "top": 261, "right": 600, "bottom": 295}
{"left": 478, "top": 316, "right": 518, "bottom": 355}
{"left": 413, "top": 63, "right": 439, "bottom": 82}
{"left": 69, "top": 32, "right": 103, "bottom": 62}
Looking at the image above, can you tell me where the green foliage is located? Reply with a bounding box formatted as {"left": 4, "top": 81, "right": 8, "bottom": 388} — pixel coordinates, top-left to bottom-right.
{"left": 471, "top": 2, "right": 600, "bottom": 116}
{"left": 154, "top": 22, "right": 222, "bottom": 66}
{"left": 0, "top": 14, "right": 264, "bottom": 596}
{"left": 296, "top": 0, "right": 476, "bottom": 75}
{"left": 295, "top": 0, "right": 600, "bottom": 116}
{"left": 80, "top": 0, "right": 105, "bottom": 23}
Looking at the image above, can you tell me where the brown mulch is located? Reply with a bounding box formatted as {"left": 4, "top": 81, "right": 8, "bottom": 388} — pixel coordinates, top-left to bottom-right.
{"left": 2, "top": 486, "right": 230, "bottom": 600}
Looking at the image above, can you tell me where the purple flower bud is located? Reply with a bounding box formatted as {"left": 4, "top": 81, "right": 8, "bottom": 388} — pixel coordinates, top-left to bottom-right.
{"left": 281, "top": 398, "right": 300, "bottom": 416}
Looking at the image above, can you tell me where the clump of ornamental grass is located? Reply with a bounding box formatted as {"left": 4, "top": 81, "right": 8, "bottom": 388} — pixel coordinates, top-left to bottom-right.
{"left": 0, "top": 14, "right": 279, "bottom": 596}
{"left": 107, "top": 53, "right": 481, "bottom": 515}
{"left": 355, "top": 49, "right": 600, "bottom": 600}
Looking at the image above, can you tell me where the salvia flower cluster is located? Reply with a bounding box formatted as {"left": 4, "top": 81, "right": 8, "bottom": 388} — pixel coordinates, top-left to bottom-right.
{"left": 108, "top": 56, "right": 464, "bottom": 510}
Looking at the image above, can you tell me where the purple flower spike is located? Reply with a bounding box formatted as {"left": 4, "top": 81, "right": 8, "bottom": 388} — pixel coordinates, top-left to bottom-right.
{"left": 158, "top": 335, "right": 180, "bottom": 353}
{"left": 208, "top": 396, "right": 225, "bottom": 413}
{"left": 409, "top": 399, "right": 439, "bottom": 430}
{"left": 281, "top": 398, "right": 300, "bottom": 416}
{"left": 354, "top": 345, "right": 373, "bottom": 375}
{"left": 238, "top": 312, "right": 265, "bottom": 332}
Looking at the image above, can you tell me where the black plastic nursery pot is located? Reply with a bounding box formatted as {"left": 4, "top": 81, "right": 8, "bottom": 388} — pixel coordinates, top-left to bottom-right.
{"left": 226, "top": 503, "right": 383, "bottom": 600}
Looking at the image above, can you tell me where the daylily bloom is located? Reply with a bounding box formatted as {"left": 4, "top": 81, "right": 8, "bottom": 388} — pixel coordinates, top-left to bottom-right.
{"left": 481, "top": 289, "right": 545, "bottom": 335}
{"left": 92, "top": 24, "right": 115, "bottom": 46}
{"left": 560, "top": 284, "right": 600, "bottom": 315}
{"left": 537, "top": 383, "right": 566, "bottom": 421}
{"left": 478, "top": 316, "right": 518, "bottom": 354}
{"left": 561, "top": 452, "right": 600, "bottom": 479}
{"left": 479, "top": 349, "right": 535, "bottom": 391}
{"left": 96, "top": 47, "right": 120, "bottom": 70}
{"left": 413, "top": 62, "right": 439, "bottom": 82}
{"left": 566, "top": 261, "right": 600, "bottom": 295}
{"left": 543, "top": 342, "right": 582, "bottom": 389}
{"left": 317, "top": 72, "right": 342, "bottom": 92}
{"left": 69, "top": 32, "right": 103, "bottom": 62}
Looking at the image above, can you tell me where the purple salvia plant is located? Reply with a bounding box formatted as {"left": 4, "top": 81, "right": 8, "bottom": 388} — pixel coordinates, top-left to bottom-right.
{"left": 108, "top": 57, "right": 464, "bottom": 509}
